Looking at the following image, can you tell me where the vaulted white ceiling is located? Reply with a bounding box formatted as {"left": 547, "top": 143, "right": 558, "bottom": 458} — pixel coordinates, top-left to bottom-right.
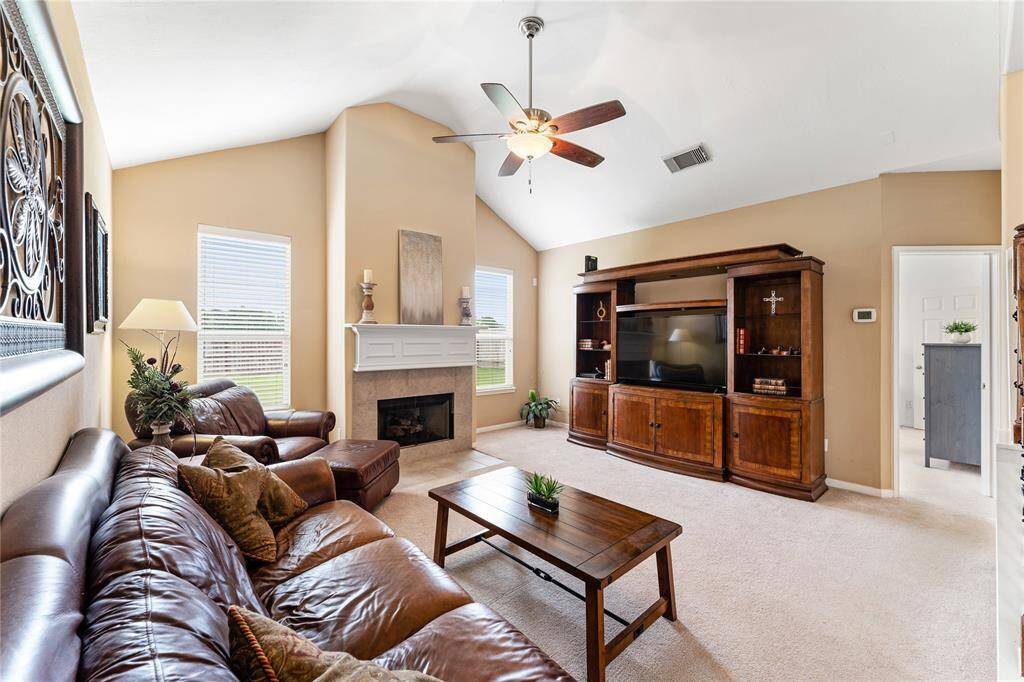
{"left": 73, "top": 2, "right": 1004, "bottom": 250}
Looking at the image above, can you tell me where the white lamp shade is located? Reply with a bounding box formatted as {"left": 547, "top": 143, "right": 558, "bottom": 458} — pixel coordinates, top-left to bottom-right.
{"left": 120, "top": 298, "right": 198, "bottom": 332}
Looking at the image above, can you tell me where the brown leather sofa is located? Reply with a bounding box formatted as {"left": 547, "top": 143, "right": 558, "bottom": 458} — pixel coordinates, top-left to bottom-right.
{"left": 126, "top": 378, "right": 336, "bottom": 463}
{"left": 0, "top": 428, "right": 572, "bottom": 681}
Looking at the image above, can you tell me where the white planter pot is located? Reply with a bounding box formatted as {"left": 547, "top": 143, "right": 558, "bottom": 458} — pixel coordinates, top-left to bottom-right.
{"left": 950, "top": 332, "right": 972, "bottom": 344}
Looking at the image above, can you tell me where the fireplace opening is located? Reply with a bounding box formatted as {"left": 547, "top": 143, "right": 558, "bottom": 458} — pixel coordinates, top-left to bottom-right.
{"left": 377, "top": 393, "right": 454, "bottom": 447}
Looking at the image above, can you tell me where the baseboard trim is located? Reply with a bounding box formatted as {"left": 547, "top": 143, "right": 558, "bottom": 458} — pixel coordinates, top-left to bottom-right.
{"left": 475, "top": 421, "right": 522, "bottom": 434}
{"left": 826, "top": 477, "right": 894, "bottom": 498}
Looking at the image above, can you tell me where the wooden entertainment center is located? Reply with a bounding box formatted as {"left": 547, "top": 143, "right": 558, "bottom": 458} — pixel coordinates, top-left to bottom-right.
{"left": 568, "top": 244, "right": 827, "bottom": 501}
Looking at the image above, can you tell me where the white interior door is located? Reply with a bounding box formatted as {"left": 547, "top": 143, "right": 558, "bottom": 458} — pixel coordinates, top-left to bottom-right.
{"left": 909, "top": 287, "right": 987, "bottom": 428}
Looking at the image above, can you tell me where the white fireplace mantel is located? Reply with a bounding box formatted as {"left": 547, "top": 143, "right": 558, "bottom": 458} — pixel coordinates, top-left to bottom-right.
{"left": 345, "top": 324, "right": 478, "bottom": 372}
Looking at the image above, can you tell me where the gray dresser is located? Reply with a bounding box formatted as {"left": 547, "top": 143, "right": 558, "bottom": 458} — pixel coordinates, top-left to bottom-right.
{"left": 923, "top": 343, "right": 981, "bottom": 467}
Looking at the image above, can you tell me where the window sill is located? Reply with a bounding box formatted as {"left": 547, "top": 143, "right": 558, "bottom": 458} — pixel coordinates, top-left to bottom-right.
{"left": 477, "top": 385, "right": 517, "bottom": 396}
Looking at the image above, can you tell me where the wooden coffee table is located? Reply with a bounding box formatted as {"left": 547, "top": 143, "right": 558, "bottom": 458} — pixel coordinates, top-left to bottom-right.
{"left": 429, "top": 466, "right": 681, "bottom": 682}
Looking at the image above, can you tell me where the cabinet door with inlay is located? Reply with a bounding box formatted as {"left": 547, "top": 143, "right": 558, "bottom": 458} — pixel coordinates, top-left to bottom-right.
{"left": 610, "top": 391, "right": 656, "bottom": 453}
{"left": 727, "top": 402, "right": 802, "bottom": 481}
{"left": 655, "top": 397, "right": 718, "bottom": 465}
{"left": 570, "top": 382, "right": 608, "bottom": 437}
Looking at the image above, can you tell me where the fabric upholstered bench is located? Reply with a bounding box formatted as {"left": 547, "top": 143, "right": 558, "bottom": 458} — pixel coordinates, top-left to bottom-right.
{"left": 312, "top": 439, "right": 401, "bottom": 510}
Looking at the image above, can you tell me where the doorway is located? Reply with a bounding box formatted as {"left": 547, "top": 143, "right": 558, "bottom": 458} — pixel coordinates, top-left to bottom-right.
{"left": 892, "top": 247, "right": 1000, "bottom": 499}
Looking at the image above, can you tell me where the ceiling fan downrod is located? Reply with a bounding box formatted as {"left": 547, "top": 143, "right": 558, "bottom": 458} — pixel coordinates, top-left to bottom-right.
{"left": 519, "top": 16, "right": 543, "bottom": 111}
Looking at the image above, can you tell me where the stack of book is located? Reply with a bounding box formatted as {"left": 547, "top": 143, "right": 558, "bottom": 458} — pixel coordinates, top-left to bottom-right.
{"left": 578, "top": 339, "right": 596, "bottom": 350}
{"left": 752, "top": 377, "right": 788, "bottom": 396}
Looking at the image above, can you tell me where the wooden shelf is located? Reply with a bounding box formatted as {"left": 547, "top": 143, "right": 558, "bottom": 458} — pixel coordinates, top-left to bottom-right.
{"left": 580, "top": 244, "right": 802, "bottom": 284}
{"left": 735, "top": 353, "right": 801, "bottom": 358}
{"left": 577, "top": 348, "right": 612, "bottom": 352}
{"left": 616, "top": 299, "right": 727, "bottom": 313}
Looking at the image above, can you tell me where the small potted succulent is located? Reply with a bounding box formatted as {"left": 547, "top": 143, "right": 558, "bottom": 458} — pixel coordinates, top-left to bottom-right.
{"left": 520, "top": 389, "right": 559, "bottom": 429}
{"left": 526, "top": 472, "right": 564, "bottom": 514}
{"left": 944, "top": 320, "right": 977, "bottom": 344}
{"left": 123, "top": 343, "right": 193, "bottom": 447}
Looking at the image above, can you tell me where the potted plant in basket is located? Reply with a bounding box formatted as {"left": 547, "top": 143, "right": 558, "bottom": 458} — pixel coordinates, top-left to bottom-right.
{"left": 944, "top": 320, "right": 977, "bottom": 344}
{"left": 526, "top": 472, "right": 564, "bottom": 513}
{"left": 520, "top": 389, "right": 559, "bottom": 428}
{"left": 123, "top": 344, "right": 194, "bottom": 448}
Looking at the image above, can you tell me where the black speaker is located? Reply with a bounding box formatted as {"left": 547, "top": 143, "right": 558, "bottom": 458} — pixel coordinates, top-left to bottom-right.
{"left": 584, "top": 255, "right": 598, "bottom": 272}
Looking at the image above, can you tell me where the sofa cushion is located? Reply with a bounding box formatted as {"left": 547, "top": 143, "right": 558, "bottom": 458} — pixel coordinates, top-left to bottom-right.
{"left": 315, "top": 439, "right": 400, "bottom": 489}
{"left": 89, "top": 446, "right": 266, "bottom": 614}
{"left": 204, "top": 438, "right": 308, "bottom": 529}
{"left": 179, "top": 462, "right": 278, "bottom": 562}
{"left": 373, "top": 602, "right": 574, "bottom": 682}
{"left": 276, "top": 436, "right": 329, "bottom": 462}
{"left": 227, "top": 606, "right": 439, "bottom": 682}
{"left": 264, "top": 537, "right": 473, "bottom": 659}
{"left": 251, "top": 501, "right": 395, "bottom": 599}
{"left": 191, "top": 385, "right": 266, "bottom": 436}
{"left": 81, "top": 569, "right": 235, "bottom": 680}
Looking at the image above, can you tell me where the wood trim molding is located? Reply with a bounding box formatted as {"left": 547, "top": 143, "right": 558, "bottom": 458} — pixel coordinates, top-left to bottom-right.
{"left": 345, "top": 324, "right": 478, "bottom": 371}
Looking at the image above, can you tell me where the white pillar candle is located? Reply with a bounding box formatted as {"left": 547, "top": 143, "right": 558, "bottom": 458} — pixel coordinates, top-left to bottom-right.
{"left": 461, "top": 286, "right": 470, "bottom": 298}
{"left": 363, "top": 269, "right": 373, "bottom": 283}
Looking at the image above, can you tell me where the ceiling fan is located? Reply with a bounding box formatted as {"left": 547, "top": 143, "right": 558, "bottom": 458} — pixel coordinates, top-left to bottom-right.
{"left": 432, "top": 16, "right": 626, "bottom": 178}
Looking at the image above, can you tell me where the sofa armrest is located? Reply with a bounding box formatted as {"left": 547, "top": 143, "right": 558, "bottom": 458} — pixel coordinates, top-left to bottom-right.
{"left": 134, "top": 434, "right": 279, "bottom": 464}
{"left": 264, "top": 410, "right": 336, "bottom": 441}
{"left": 268, "top": 457, "right": 336, "bottom": 507}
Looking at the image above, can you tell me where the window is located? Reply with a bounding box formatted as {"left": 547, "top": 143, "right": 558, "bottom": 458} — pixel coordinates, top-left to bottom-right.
{"left": 475, "top": 267, "right": 514, "bottom": 393}
{"left": 197, "top": 225, "right": 291, "bottom": 409}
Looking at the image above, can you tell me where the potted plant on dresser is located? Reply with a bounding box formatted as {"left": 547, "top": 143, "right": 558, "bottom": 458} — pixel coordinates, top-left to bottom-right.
{"left": 944, "top": 320, "right": 977, "bottom": 344}
{"left": 520, "top": 389, "right": 559, "bottom": 428}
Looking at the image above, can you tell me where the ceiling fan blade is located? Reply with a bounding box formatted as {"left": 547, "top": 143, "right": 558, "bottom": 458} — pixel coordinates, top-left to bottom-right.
{"left": 481, "top": 83, "right": 528, "bottom": 127}
{"left": 550, "top": 138, "right": 605, "bottom": 167}
{"left": 432, "top": 133, "right": 507, "bottom": 144}
{"left": 498, "top": 152, "right": 524, "bottom": 177}
{"left": 549, "top": 100, "right": 626, "bottom": 135}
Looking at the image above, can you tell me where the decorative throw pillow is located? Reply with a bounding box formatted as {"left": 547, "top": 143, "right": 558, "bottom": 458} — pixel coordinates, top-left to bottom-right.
{"left": 204, "top": 437, "right": 308, "bottom": 530}
{"left": 227, "top": 606, "right": 440, "bottom": 682}
{"left": 178, "top": 464, "right": 277, "bottom": 562}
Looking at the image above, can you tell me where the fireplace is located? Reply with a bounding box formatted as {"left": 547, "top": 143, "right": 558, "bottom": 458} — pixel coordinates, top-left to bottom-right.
{"left": 377, "top": 393, "right": 454, "bottom": 447}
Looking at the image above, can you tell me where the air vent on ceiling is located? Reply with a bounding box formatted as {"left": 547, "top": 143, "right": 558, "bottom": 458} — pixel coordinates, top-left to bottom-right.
{"left": 663, "top": 144, "right": 711, "bottom": 173}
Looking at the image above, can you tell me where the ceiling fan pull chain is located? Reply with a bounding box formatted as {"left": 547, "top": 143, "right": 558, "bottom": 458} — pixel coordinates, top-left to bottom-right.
{"left": 529, "top": 159, "right": 533, "bottom": 195}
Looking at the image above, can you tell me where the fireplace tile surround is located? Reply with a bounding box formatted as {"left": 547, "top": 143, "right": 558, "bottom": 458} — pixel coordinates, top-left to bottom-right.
{"left": 351, "top": 366, "right": 473, "bottom": 456}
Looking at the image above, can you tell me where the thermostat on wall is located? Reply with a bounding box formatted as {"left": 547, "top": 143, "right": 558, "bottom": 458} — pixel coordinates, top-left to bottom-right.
{"left": 852, "top": 308, "right": 877, "bottom": 323}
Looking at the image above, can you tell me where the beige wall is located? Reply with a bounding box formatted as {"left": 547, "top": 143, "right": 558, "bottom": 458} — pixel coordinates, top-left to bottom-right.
{"left": 1003, "top": 70, "right": 1023, "bottom": 246}
{"left": 110, "top": 134, "right": 326, "bottom": 441}
{"left": 475, "top": 198, "right": 539, "bottom": 428}
{"left": 538, "top": 171, "right": 1000, "bottom": 490}
{"left": 0, "top": 2, "right": 113, "bottom": 510}
{"left": 325, "top": 104, "right": 476, "bottom": 437}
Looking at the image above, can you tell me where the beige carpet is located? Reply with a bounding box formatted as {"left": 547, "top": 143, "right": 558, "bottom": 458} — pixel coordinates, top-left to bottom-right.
{"left": 374, "top": 425, "right": 996, "bottom": 681}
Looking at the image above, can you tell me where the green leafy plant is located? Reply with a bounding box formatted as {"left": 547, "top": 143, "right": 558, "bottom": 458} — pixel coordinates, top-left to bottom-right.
{"left": 520, "top": 389, "right": 559, "bottom": 426}
{"left": 944, "top": 320, "right": 978, "bottom": 334}
{"left": 526, "top": 472, "right": 564, "bottom": 501}
{"left": 123, "top": 343, "right": 193, "bottom": 428}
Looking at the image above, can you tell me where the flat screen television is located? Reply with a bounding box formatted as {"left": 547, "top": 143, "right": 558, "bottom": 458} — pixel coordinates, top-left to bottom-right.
{"left": 617, "top": 308, "right": 728, "bottom": 392}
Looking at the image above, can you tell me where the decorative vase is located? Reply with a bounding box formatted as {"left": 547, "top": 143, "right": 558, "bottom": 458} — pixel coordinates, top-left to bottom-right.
{"left": 527, "top": 492, "right": 559, "bottom": 513}
{"left": 950, "top": 332, "right": 972, "bottom": 344}
{"left": 150, "top": 421, "right": 173, "bottom": 449}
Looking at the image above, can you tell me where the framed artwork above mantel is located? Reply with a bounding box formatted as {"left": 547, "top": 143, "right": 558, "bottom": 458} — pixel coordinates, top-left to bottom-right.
{"left": 0, "top": 0, "right": 86, "bottom": 414}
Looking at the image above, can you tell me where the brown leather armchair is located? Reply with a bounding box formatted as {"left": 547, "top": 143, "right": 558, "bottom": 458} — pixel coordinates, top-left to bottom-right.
{"left": 125, "top": 378, "right": 336, "bottom": 464}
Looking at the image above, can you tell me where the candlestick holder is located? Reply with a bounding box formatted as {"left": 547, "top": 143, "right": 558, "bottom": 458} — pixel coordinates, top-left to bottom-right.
{"left": 458, "top": 296, "right": 473, "bottom": 326}
{"left": 359, "top": 282, "right": 378, "bottom": 324}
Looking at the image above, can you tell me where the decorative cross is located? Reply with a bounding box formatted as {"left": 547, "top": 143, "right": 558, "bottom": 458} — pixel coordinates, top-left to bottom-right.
{"left": 763, "top": 290, "right": 784, "bottom": 315}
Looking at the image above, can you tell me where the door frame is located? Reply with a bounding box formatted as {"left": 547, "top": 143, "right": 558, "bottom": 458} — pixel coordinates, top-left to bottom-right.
{"left": 891, "top": 245, "right": 1003, "bottom": 498}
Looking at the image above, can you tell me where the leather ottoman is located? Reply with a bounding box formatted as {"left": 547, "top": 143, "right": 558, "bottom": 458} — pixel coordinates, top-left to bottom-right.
{"left": 313, "top": 439, "right": 401, "bottom": 510}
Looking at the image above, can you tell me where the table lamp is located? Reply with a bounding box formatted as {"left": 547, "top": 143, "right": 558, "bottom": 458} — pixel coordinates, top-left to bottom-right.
{"left": 119, "top": 298, "right": 197, "bottom": 373}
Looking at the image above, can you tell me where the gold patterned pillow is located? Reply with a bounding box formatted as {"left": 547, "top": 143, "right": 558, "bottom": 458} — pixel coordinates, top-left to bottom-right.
{"left": 178, "top": 464, "right": 276, "bottom": 562}
{"left": 227, "top": 606, "right": 440, "bottom": 682}
{"left": 204, "top": 437, "right": 308, "bottom": 530}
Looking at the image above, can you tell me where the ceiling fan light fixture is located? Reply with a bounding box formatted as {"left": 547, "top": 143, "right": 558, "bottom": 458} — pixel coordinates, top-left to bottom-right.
{"left": 507, "top": 132, "right": 553, "bottom": 159}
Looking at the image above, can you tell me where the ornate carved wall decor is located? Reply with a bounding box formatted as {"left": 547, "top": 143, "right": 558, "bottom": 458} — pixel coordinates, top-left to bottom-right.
{"left": 0, "top": 1, "right": 68, "bottom": 358}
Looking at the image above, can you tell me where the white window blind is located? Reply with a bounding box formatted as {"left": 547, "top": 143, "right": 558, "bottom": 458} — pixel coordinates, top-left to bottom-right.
{"left": 197, "top": 225, "right": 291, "bottom": 409}
{"left": 475, "top": 267, "right": 514, "bottom": 392}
